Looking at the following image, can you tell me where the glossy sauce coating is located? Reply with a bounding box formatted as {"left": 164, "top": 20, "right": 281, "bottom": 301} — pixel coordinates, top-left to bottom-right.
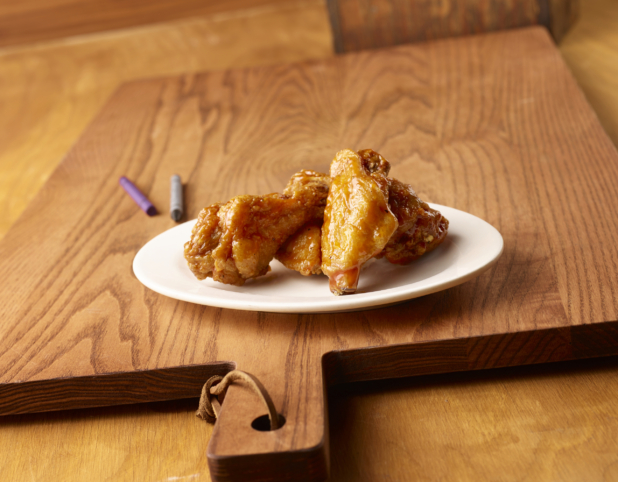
{"left": 185, "top": 151, "right": 448, "bottom": 294}
{"left": 275, "top": 219, "right": 323, "bottom": 276}
{"left": 321, "top": 149, "right": 398, "bottom": 295}
{"left": 381, "top": 178, "right": 449, "bottom": 264}
{"left": 184, "top": 170, "right": 329, "bottom": 285}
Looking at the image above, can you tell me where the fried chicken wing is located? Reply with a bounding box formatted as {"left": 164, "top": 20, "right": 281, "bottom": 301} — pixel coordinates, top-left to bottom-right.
{"left": 273, "top": 171, "right": 330, "bottom": 276}
{"left": 184, "top": 170, "right": 329, "bottom": 285}
{"left": 183, "top": 203, "right": 223, "bottom": 280}
{"left": 185, "top": 149, "right": 448, "bottom": 293}
{"left": 283, "top": 169, "right": 331, "bottom": 199}
{"left": 381, "top": 178, "right": 449, "bottom": 264}
{"left": 275, "top": 219, "right": 323, "bottom": 276}
{"left": 321, "top": 149, "right": 398, "bottom": 295}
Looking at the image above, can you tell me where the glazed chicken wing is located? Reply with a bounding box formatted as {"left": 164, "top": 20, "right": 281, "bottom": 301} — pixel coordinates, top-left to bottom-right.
{"left": 275, "top": 219, "right": 323, "bottom": 276}
{"left": 274, "top": 171, "right": 330, "bottom": 276}
{"left": 321, "top": 149, "right": 398, "bottom": 295}
{"left": 381, "top": 178, "right": 448, "bottom": 264}
{"left": 184, "top": 170, "right": 329, "bottom": 285}
{"left": 185, "top": 150, "right": 448, "bottom": 293}
{"left": 182, "top": 203, "right": 224, "bottom": 280}
{"left": 282, "top": 169, "right": 331, "bottom": 199}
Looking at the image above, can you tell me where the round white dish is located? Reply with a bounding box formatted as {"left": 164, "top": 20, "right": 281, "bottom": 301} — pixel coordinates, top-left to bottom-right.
{"left": 133, "top": 204, "right": 503, "bottom": 313}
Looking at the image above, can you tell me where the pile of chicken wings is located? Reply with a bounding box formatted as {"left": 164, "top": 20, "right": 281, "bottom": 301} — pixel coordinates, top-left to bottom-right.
{"left": 184, "top": 149, "right": 448, "bottom": 295}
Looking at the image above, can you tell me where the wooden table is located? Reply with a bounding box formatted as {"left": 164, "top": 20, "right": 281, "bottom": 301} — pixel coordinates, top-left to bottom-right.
{"left": 1, "top": 1, "right": 617, "bottom": 481}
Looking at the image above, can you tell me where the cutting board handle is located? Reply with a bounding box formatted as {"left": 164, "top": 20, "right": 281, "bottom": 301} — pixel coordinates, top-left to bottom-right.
{"left": 206, "top": 371, "right": 329, "bottom": 482}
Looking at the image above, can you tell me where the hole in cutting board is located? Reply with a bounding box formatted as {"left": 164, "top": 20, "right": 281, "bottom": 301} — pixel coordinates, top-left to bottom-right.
{"left": 251, "top": 414, "right": 286, "bottom": 431}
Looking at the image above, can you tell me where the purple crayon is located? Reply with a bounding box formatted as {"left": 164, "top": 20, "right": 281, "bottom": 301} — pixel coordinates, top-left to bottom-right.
{"left": 119, "top": 176, "right": 157, "bottom": 216}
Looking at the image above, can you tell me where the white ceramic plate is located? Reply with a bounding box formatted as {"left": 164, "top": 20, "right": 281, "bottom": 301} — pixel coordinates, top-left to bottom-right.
{"left": 133, "top": 204, "right": 503, "bottom": 313}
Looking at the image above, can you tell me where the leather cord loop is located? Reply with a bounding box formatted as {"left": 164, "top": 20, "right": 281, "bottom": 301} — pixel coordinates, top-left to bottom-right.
{"left": 196, "top": 370, "right": 280, "bottom": 430}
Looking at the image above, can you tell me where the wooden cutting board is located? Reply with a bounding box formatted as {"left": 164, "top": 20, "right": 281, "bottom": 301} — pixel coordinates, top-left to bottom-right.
{"left": 1, "top": 26, "right": 617, "bottom": 482}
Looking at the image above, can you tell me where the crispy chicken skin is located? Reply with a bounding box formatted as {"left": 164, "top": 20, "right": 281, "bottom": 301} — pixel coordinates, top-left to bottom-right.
{"left": 183, "top": 203, "right": 223, "bottom": 280}
{"left": 185, "top": 151, "right": 448, "bottom": 293}
{"left": 380, "top": 178, "right": 448, "bottom": 264}
{"left": 321, "top": 149, "right": 398, "bottom": 295}
{"left": 274, "top": 171, "right": 330, "bottom": 276}
{"left": 275, "top": 219, "right": 323, "bottom": 276}
{"left": 283, "top": 169, "right": 331, "bottom": 199}
{"left": 184, "top": 170, "right": 329, "bottom": 285}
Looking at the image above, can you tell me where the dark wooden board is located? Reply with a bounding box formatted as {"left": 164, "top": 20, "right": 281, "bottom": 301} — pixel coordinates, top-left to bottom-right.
{"left": 1, "top": 27, "right": 618, "bottom": 482}
{"left": 326, "top": 0, "right": 578, "bottom": 53}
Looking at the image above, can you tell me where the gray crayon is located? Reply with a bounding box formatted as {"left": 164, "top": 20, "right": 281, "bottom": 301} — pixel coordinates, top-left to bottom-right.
{"left": 170, "top": 174, "right": 183, "bottom": 222}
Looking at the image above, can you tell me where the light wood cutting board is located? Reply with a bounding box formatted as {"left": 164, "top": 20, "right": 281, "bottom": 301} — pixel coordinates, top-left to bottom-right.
{"left": 1, "top": 26, "right": 617, "bottom": 482}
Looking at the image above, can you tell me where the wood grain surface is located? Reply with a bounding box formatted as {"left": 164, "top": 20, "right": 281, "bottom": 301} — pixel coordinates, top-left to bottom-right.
{"left": 2, "top": 1, "right": 618, "bottom": 481}
{"left": 1, "top": 24, "right": 618, "bottom": 480}
{"left": 327, "top": 0, "right": 578, "bottom": 53}
{"left": 0, "top": 0, "right": 333, "bottom": 240}
{"left": 2, "top": 357, "right": 617, "bottom": 481}
{"left": 328, "top": 356, "right": 618, "bottom": 482}
{"left": 0, "top": 0, "right": 297, "bottom": 47}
